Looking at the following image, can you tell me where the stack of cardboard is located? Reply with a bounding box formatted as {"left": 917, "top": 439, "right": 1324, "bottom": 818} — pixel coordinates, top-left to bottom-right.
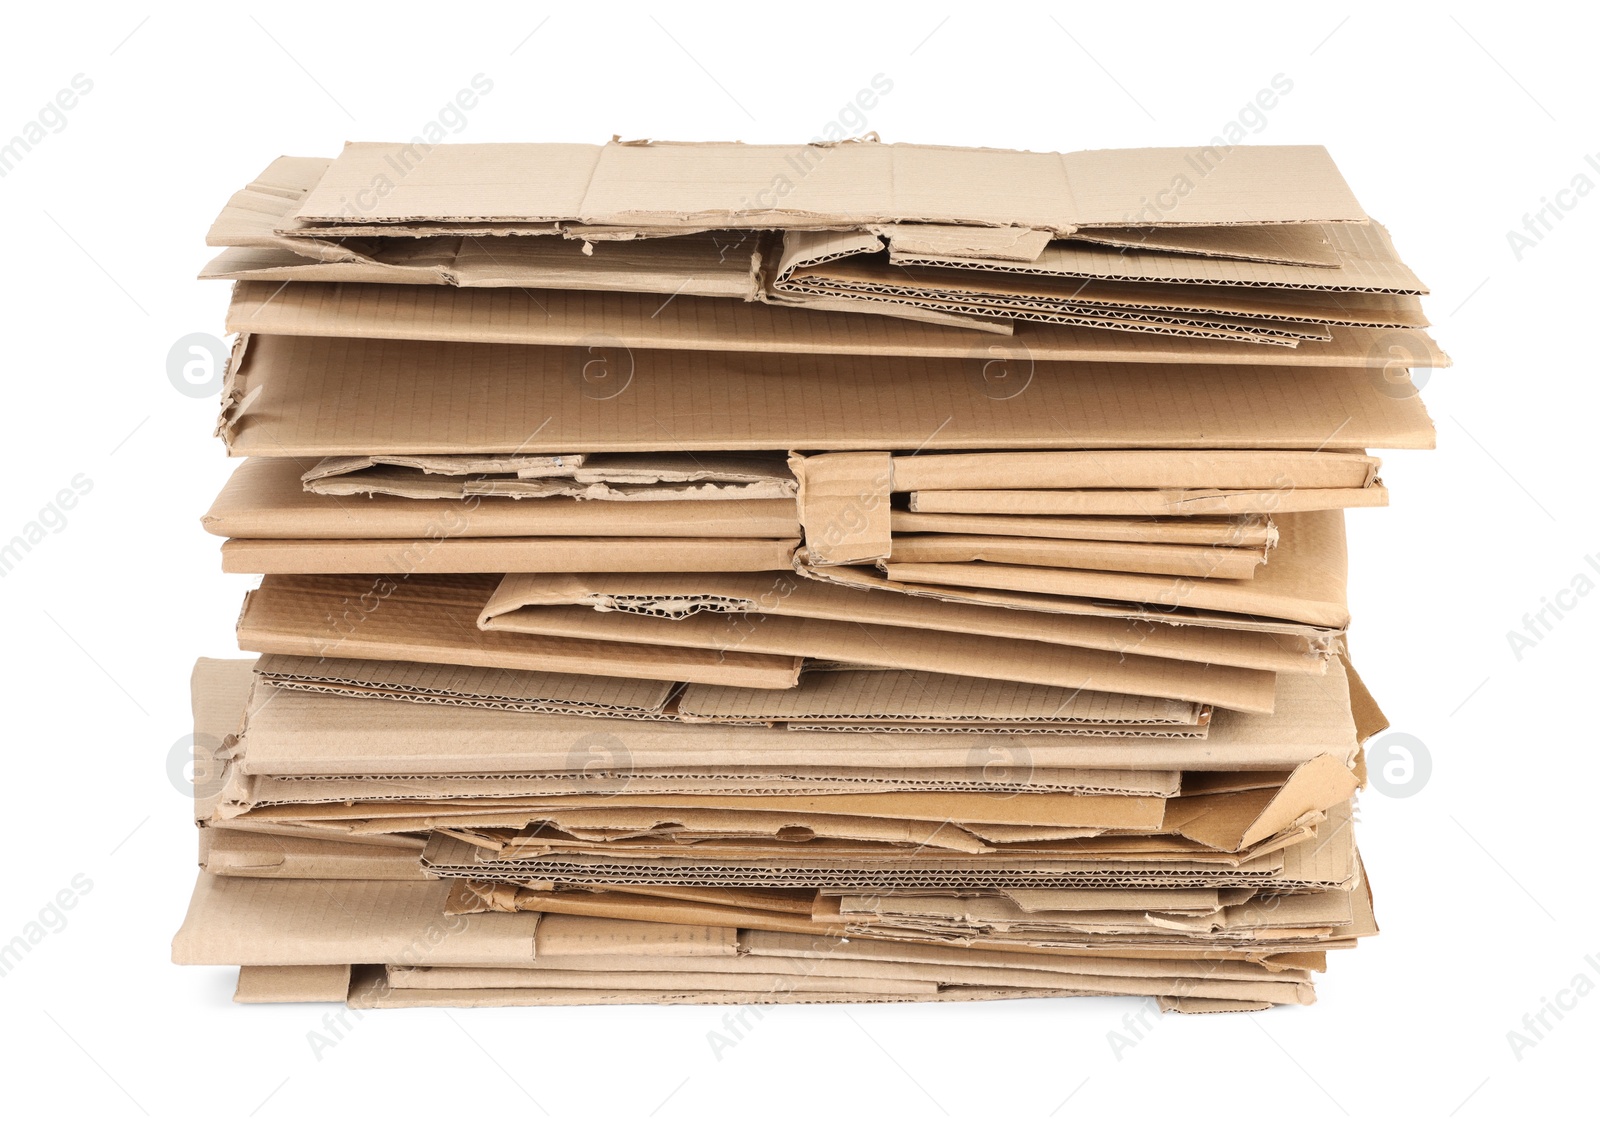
{"left": 173, "top": 139, "right": 1440, "bottom": 1012}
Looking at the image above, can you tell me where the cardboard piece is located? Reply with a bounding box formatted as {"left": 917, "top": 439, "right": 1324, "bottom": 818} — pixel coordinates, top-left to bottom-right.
{"left": 226, "top": 659, "right": 1357, "bottom": 777}
{"left": 218, "top": 334, "right": 1438, "bottom": 457}
{"left": 870, "top": 509, "right": 1351, "bottom": 631}
{"left": 477, "top": 577, "right": 1279, "bottom": 713}
{"left": 219, "top": 536, "right": 799, "bottom": 574}
{"left": 476, "top": 570, "right": 1324, "bottom": 676}
{"left": 235, "top": 574, "right": 804, "bottom": 689}
{"left": 222, "top": 279, "right": 1447, "bottom": 369}
{"left": 205, "top": 457, "right": 802, "bottom": 539}
{"left": 291, "top": 141, "right": 1368, "bottom": 232}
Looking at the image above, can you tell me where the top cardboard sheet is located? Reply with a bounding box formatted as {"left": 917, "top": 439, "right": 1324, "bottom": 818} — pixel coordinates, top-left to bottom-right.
{"left": 291, "top": 141, "right": 1367, "bottom": 231}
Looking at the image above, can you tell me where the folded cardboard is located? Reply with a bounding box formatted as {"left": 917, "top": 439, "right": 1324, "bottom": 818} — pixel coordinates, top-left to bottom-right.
{"left": 476, "top": 570, "right": 1325, "bottom": 675}
{"left": 476, "top": 579, "right": 1279, "bottom": 713}
{"left": 218, "top": 334, "right": 1437, "bottom": 457}
{"left": 291, "top": 141, "right": 1368, "bottom": 232}
{"left": 235, "top": 574, "right": 804, "bottom": 689}
{"left": 219, "top": 536, "right": 799, "bottom": 574}
{"left": 256, "top": 654, "right": 1210, "bottom": 738}
{"left": 224, "top": 658, "right": 1357, "bottom": 777}
{"left": 221, "top": 278, "right": 1447, "bottom": 369}
{"left": 805, "top": 510, "right": 1351, "bottom": 631}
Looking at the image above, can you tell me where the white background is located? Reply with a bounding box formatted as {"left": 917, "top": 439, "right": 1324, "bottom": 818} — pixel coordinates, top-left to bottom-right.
{"left": 0, "top": 1, "right": 1594, "bottom": 1126}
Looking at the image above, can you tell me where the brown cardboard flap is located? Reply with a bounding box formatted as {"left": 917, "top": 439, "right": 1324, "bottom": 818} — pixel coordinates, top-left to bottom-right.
{"left": 292, "top": 141, "right": 1366, "bottom": 231}
{"left": 235, "top": 574, "right": 802, "bottom": 689}
{"left": 890, "top": 449, "right": 1380, "bottom": 491}
{"left": 907, "top": 484, "right": 1386, "bottom": 516}
{"left": 885, "top": 534, "right": 1263, "bottom": 579}
{"left": 895, "top": 222, "right": 1421, "bottom": 294}
{"left": 879, "top": 509, "right": 1350, "bottom": 630}
{"left": 234, "top": 965, "right": 352, "bottom": 1003}
{"left": 219, "top": 536, "right": 800, "bottom": 575}
{"left": 255, "top": 653, "right": 677, "bottom": 717}
{"left": 172, "top": 874, "right": 540, "bottom": 966}
{"left": 478, "top": 577, "right": 1278, "bottom": 713}
{"left": 678, "top": 670, "right": 1202, "bottom": 726}
{"left": 221, "top": 334, "right": 1438, "bottom": 457}
{"left": 228, "top": 660, "right": 1356, "bottom": 777}
{"left": 203, "top": 828, "right": 429, "bottom": 881}
{"left": 1163, "top": 755, "right": 1360, "bottom": 852}
{"left": 478, "top": 570, "right": 1322, "bottom": 675}
{"left": 204, "top": 457, "right": 801, "bottom": 540}
{"left": 1069, "top": 223, "right": 1340, "bottom": 267}
{"left": 892, "top": 511, "right": 1277, "bottom": 549}
{"left": 220, "top": 279, "right": 1445, "bottom": 368}
{"left": 792, "top": 452, "right": 894, "bottom": 565}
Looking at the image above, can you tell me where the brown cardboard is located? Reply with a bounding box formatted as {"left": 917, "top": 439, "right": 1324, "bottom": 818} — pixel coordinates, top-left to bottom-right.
{"left": 254, "top": 653, "right": 679, "bottom": 718}
{"left": 1161, "top": 755, "right": 1360, "bottom": 852}
{"left": 801, "top": 563, "right": 1338, "bottom": 643}
{"left": 791, "top": 452, "right": 894, "bottom": 565}
{"left": 676, "top": 670, "right": 1203, "bottom": 729}
{"left": 907, "top": 485, "right": 1385, "bottom": 516}
{"left": 219, "top": 536, "right": 799, "bottom": 574}
{"left": 291, "top": 141, "right": 1367, "bottom": 231}
{"left": 204, "top": 457, "right": 801, "bottom": 539}
{"left": 227, "top": 660, "right": 1357, "bottom": 777}
{"left": 172, "top": 874, "right": 539, "bottom": 966}
{"left": 477, "top": 579, "right": 1279, "bottom": 713}
{"left": 221, "top": 279, "right": 1446, "bottom": 368}
{"left": 892, "top": 511, "right": 1277, "bottom": 549}
{"left": 301, "top": 452, "right": 797, "bottom": 502}
{"left": 477, "top": 570, "right": 1324, "bottom": 675}
{"left": 235, "top": 574, "right": 803, "bottom": 689}
{"left": 876, "top": 509, "right": 1350, "bottom": 630}
{"left": 1067, "top": 223, "right": 1341, "bottom": 267}
{"left": 885, "top": 535, "right": 1264, "bottom": 578}
{"left": 889, "top": 449, "right": 1380, "bottom": 491}
{"left": 235, "top": 964, "right": 352, "bottom": 1004}
{"left": 219, "top": 334, "right": 1438, "bottom": 457}
{"left": 892, "top": 221, "right": 1422, "bottom": 294}
{"left": 203, "top": 828, "right": 429, "bottom": 880}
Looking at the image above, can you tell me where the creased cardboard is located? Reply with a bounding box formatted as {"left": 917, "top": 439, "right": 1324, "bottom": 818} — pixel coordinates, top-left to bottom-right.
{"left": 235, "top": 574, "right": 803, "bottom": 689}
{"left": 219, "top": 334, "right": 1437, "bottom": 457}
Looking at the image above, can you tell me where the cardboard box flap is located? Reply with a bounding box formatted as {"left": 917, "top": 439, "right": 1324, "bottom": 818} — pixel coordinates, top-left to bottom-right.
{"left": 172, "top": 874, "right": 540, "bottom": 966}
{"left": 535, "top": 914, "right": 736, "bottom": 958}
{"left": 792, "top": 452, "right": 894, "bottom": 565}
{"left": 291, "top": 141, "right": 1366, "bottom": 231}
{"left": 895, "top": 221, "right": 1421, "bottom": 294}
{"left": 1163, "top": 755, "right": 1359, "bottom": 852}
{"left": 1069, "top": 223, "right": 1341, "bottom": 267}
{"left": 478, "top": 576, "right": 1279, "bottom": 713}
{"left": 218, "top": 536, "right": 801, "bottom": 576}
{"left": 482, "top": 569, "right": 1321, "bottom": 675}
{"left": 879, "top": 223, "right": 1052, "bottom": 262}
{"left": 890, "top": 450, "right": 1379, "bottom": 491}
{"left": 234, "top": 965, "right": 352, "bottom": 1003}
{"left": 236, "top": 573, "right": 803, "bottom": 689}
{"left": 678, "top": 669, "right": 1202, "bottom": 725}
{"left": 885, "top": 534, "right": 1263, "bottom": 579}
{"left": 204, "top": 458, "right": 801, "bottom": 540}
{"left": 254, "top": 653, "right": 678, "bottom": 716}
{"left": 903, "top": 485, "right": 1385, "bottom": 518}
{"left": 221, "top": 279, "right": 1445, "bottom": 369}
{"left": 892, "top": 510, "right": 1277, "bottom": 549}
{"left": 221, "top": 334, "right": 1438, "bottom": 456}
{"left": 880, "top": 508, "right": 1351, "bottom": 631}
{"left": 303, "top": 453, "right": 586, "bottom": 480}
{"left": 229, "top": 661, "right": 1356, "bottom": 777}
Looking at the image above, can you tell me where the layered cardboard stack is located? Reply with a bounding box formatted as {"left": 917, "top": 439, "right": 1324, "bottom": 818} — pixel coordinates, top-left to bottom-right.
{"left": 173, "top": 140, "right": 1441, "bottom": 1011}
